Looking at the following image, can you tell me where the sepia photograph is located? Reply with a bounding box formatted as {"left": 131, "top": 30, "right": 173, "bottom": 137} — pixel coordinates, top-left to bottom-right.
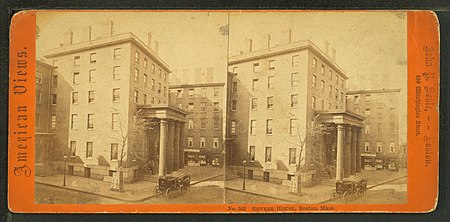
{"left": 34, "top": 11, "right": 407, "bottom": 205}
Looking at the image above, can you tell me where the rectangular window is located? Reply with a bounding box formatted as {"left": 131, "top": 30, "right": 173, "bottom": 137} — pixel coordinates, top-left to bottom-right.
{"left": 231, "top": 121, "right": 236, "bottom": 135}
{"left": 36, "top": 72, "right": 42, "bottom": 84}
{"left": 292, "top": 55, "right": 299, "bottom": 67}
{"left": 201, "top": 88, "right": 206, "bottom": 98}
{"left": 52, "top": 75, "right": 58, "bottom": 86}
{"left": 265, "top": 147, "right": 272, "bottom": 162}
{"left": 321, "top": 64, "right": 325, "bottom": 74}
{"left": 365, "top": 124, "right": 370, "bottom": 134}
{"left": 177, "top": 89, "right": 183, "bottom": 98}
{"left": 291, "top": 73, "right": 299, "bottom": 87}
{"left": 290, "top": 118, "right": 298, "bottom": 135}
{"left": 200, "top": 102, "right": 207, "bottom": 111}
{"left": 53, "top": 60, "right": 59, "bottom": 68}
{"left": 250, "top": 120, "right": 257, "bottom": 135}
{"left": 267, "top": 96, "right": 274, "bottom": 109}
{"left": 51, "top": 115, "right": 56, "bottom": 129}
{"left": 158, "top": 83, "right": 162, "bottom": 94}
{"left": 151, "top": 64, "right": 155, "bottom": 74}
{"left": 231, "top": 100, "right": 237, "bottom": 111}
{"left": 214, "top": 102, "right": 219, "bottom": 111}
{"left": 312, "top": 58, "right": 317, "bottom": 69}
{"left": 188, "top": 119, "right": 194, "bottom": 129}
{"left": 249, "top": 98, "right": 257, "bottom": 110}
{"left": 291, "top": 94, "right": 298, "bottom": 108}
{"left": 110, "top": 143, "right": 118, "bottom": 160}
{"left": 189, "top": 89, "right": 194, "bottom": 98}
{"left": 71, "top": 114, "right": 78, "bottom": 130}
{"left": 201, "top": 118, "right": 206, "bottom": 129}
{"left": 144, "top": 74, "right": 148, "bottom": 85}
{"left": 134, "top": 68, "right": 139, "bottom": 82}
{"left": 113, "top": 66, "right": 120, "bottom": 80}
{"left": 389, "top": 142, "right": 395, "bottom": 153}
{"left": 86, "top": 142, "right": 93, "bottom": 158}
{"left": 72, "top": 92, "right": 79, "bottom": 104}
{"left": 336, "top": 75, "right": 339, "bottom": 84}
{"left": 268, "top": 76, "right": 274, "bottom": 89}
{"left": 335, "top": 89, "right": 339, "bottom": 100}
{"left": 87, "top": 114, "right": 94, "bottom": 129}
{"left": 213, "top": 138, "right": 219, "bottom": 148}
{"left": 143, "top": 94, "right": 147, "bottom": 104}
{"left": 253, "top": 63, "right": 260, "bottom": 72}
{"left": 232, "top": 82, "right": 237, "bottom": 93}
{"left": 144, "top": 58, "right": 148, "bottom": 68}
{"left": 312, "top": 96, "right": 316, "bottom": 109}
{"left": 321, "top": 80, "right": 325, "bottom": 91}
{"left": 159, "top": 69, "right": 162, "bottom": 78}
{"left": 135, "top": 51, "right": 140, "bottom": 63}
{"left": 341, "top": 79, "right": 344, "bottom": 88}
{"left": 377, "top": 142, "right": 382, "bottom": 152}
{"left": 73, "top": 72, "right": 80, "bottom": 85}
{"left": 364, "top": 142, "right": 370, "bottom": 152}
{"left": 151, "top": 97, "right": 155, "bottom": 104}
{"left": 112, "top": 88, "right": 120, "bottom": 102}
{"left": 329, "top": 85, "right": 332, "bottom": 97}
{"left": 70, "top": 141, "right": 76, "bottom": 157}
{"left": 114, "top": 48, "right": 121, "bottom": 60}
{"left": 88, "top": 90, "right": 95, "bottom": 103}
{"left": 341, "top": 92, "right": 344, "bottom": 102}
{"left": 200, "top": 137, "right": 206, "bottom": 148}
{"left": 36, "top": 91, "right": 41, "bottom": 104}
{"left": 51, "top": 94, "right": 57, "bottom": 105}
{"left": 90, "top": 53, "right": 97, "bottom": 63}
{"left": 74, "top": 56, "right": 80, "bottom": 66}
{"left": 134, "top": 90, "right": 138, "bottom": 103}
{"left": 269, "top": 60, "right": 275, "bottom": 70}
{"left": 354, "top": 95, "right": 360, "bottom": 104}
{"left": 365, "top": 108, "right": 371, "bottom": 116}
{"left": 213, "top": 118, "right": 220, "bottom": 129}
{"left": 289, "top": 148, "right": 296, "bottom": 165}
{"left": 188, "top": 137, "right": 194, "bottom": 147}
{"left": 214, "top": 88, "right": 219, "bottom": 97}
{"left": 266, "top": 119, "right": 273, "bottom": 135}
{"left": 312, "top": 75, "right": 317, "bottom": 88}
{"left": 188, "top": 103, "right": 194, "bottom": 111}
{"left": 329, "top": 70, "right": 333, "bottom": 80}
{"left": 151, "top": 79, "right": 155, "bottom": 90}
{"left": 321, "top": 100, "right": 325, "bottom": 110}
{"left": 249, "top": 146, "right": 256, "bottom": 161}
{"left": 112, "top": 113, "right": 119, "bottom": 130}
{"left": 252, "top": 79, "right": 258, "bottom": 90}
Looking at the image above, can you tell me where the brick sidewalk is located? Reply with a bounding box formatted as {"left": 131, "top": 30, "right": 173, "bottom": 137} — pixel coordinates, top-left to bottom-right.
{"left": 35, "top": 174, "right": 157, "bottom": 202}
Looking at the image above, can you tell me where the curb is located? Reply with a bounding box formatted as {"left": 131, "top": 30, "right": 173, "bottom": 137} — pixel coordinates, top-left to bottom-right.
{"left": 224, "top": 187, "right": 299, "bottom": 204}
{"left": 35, "top": 181, "right": 154, "bottom": 203}
{"left": 190, "top": 174, "right": 225, "bottom": 186}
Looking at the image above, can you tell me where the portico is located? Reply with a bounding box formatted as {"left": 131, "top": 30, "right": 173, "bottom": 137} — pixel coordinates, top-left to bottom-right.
{"left": 137, "top": 105, "right": 187, "bottom": 178}
{"left": 317, "top": 110, "right": 365, "bottom": 181}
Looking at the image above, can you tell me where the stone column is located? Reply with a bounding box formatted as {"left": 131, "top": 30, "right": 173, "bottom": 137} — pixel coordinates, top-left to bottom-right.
{"left": 158, "top": 119, "right": 168, "bottom": 177}
{"left": 351, "top": 126, "right": 357, "bottom": 175}
{"left": 167, "top": 121, "right": 175, "bottom": 174}
{"left": 336, "top": 124, "right": 345, "bottom": 181}
{"left": 173, "top": 122, "right": 180, "bottom": 171}
{"left": 356, "top": 127, "right": 362, "bottom": 173}
{"left": 344, "top": 125, "right": 352, "bottom": 178}
{"left": 179, "top": 123, "right": 185, "bottom": 169}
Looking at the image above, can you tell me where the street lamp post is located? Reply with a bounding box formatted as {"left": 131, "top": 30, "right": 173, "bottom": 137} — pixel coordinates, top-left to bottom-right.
{"left": 63, "top": 154, "right": 67, "bottom": 186}
{"left": 242, "top": 160, "right": 247, "bottom": 190}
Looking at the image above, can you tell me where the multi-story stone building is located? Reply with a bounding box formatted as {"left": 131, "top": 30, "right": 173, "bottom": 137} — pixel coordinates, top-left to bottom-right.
{"left": 346, "top": 89, "right": 401, "bottom": 169}
{"left": 169, "top": 82, "right": 226, "bottom": 166}
{"left": 226, "top": 31, "right": 365, "bottom": 186}
{"left": 43, "top": 22, "right": 186, "bottom": 183}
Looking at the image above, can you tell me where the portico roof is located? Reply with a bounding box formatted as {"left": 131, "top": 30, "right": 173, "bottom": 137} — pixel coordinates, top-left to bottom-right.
{"left": 315, "top": 109, "right": 365, "bottom": 127}
{"left": 137, "top": 104, "right": 187, "bottom": 122}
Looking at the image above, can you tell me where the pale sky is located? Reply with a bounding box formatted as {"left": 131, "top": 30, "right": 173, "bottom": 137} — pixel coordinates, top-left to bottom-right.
{"left": 36, "top": 11, "right": 407, "bottom": 144}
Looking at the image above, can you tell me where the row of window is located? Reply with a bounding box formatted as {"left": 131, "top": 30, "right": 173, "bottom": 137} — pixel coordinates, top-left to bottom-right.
{"left": 69, "top": 141, "right": 119, "bottom": 160}
{"left": 364, "top": 123, "right": 397, "bottom": 134}
{"left": 354, "top": 107, "right": 396, "bottom": 118}
{"left": 177, "top": 87, "right": 221, "bottom": 99}
{"left": 364, "top": 142, "right": 396, "bottom": 153}
{"left": 187, "top": 118, "right": 221, "bottom": 130}
{"left": 187, "top": 137, "right": 220, "bottom": 149}
{"left": 248, "top": 146, "right": 297, "bottom": 165}
{"left": 187, "top": 102, "right": 220, "bottom": 112}
{"left": 312, "top": 75, "right": 345, "bottom": 102}
{"left": 134, "top": 51, "right": 167, "bottom": 79}
{"left": 247, "top": 118, "right": 299, "bottom": 136}
{"left": 70, "top": 113, "right": 120, "bottom": 130}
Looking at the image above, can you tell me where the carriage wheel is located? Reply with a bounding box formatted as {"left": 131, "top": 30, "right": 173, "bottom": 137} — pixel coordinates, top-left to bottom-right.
{"left": 359, "top": 189, "right": 366, "bottom": 196}
{"left": 330, "top": 189, "right": 337, "bottom": 200}
{"left": 153, "top": 186, "right": 159, "bottom": 196}
{"left": 180, "top": 185, "right": 188, "bottom": 193}
{"left": 343, "top": 191, "right": 350, "bottom": 201}
{"left": 165, "top": 188, "right": 172, "bottom": 199}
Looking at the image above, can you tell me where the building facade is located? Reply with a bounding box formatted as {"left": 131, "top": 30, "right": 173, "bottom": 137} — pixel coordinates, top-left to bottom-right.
{"left": 346, "top": 89, "right": 401, "bottom": 169}
{"left": 226, "top": 31, "right": 364, "bottom": 186}
{"left": 169, "top": 83, "right": 226, "bottom": 166}
{"left": 43, "top": 22, "right": 186, "bottom": 182}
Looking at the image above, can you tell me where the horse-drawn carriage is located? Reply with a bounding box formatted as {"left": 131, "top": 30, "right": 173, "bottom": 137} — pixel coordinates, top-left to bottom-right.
{"left": 330, "top": 178, "right": 367, "bottom": 201}
{"left": 153, "top": 172, "right": 191, "bottom": 199}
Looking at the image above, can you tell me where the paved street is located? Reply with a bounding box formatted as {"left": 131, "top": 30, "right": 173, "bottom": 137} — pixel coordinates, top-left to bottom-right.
{"left": 35, "top": 183, "right": 123, "bottom": 204}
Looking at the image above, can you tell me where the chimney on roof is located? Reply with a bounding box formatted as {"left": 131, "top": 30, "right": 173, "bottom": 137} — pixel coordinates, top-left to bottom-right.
{"left": 195, "top": 68, "right": 202, "bottom": 83}
{"left": 324, "top": 40, "right": 329, "bottom": 55}
{"left": 81, "top": 26, "right": 92, "bottom": 43}
{"left": 102, "top": 21, "right": 113, "bottom": 37}
{"left": 206, "top": 67, "right": 214, "bottom": 83}
{"left": 261, "top": 34, "right": 271, "bottom": 49}
{"left": 154, "top": 40, "right": 159, "bottom": 55}
{"left": 63, "top": 30, "right": 73, "bottom": 46}
{"left": 147, "top": 33, "right": 152, "bottom": 48}
{"left": 244, "top": 38, "right": 253, "bottom": 53}
{"left": 281, "top": 28, "right": 292, "bottom": 44}
{"left": 332, "top": 48, "right": 336, "bottom": 61}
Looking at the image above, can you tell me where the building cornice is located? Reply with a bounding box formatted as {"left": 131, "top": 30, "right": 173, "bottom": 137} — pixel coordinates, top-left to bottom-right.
{"left": 43, "top": 32, "right": 171, "bottom": 72}
{"left": 346, "top": 88, "right": 401, "bottom": 95}
{"left": 169, "top": 82, "right": 225, "bottom": 89}
{"left": 228, "top": 40, "right": 349, "bottom": 80}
